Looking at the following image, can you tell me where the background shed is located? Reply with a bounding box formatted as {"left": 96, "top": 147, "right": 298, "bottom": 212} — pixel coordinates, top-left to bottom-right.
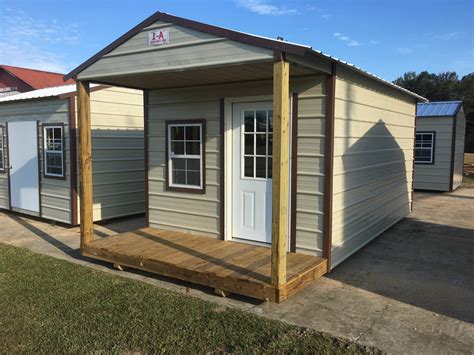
{"left": 0, "top": 64, "right": 75, "bottom": 97}
{"left": 0, "top": 84, "right": 145, "bottom": 224}
{"left": 414, "top": 101, "right": 465, "bottom": 191}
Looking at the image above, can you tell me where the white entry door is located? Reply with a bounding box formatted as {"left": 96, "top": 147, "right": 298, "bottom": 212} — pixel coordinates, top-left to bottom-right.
{"left": 8, "top": 121, "right": 40, "bottom": 213}
{"left": 232, "top": 102, "right": 273, "bottom": 243}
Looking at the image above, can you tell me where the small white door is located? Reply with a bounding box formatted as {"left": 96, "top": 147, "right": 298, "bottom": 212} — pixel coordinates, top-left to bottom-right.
{"left": 232, "top": 102, "right": 273, "bottom": 243}
{"left": 8, "top": 121, "right": 40, "bottom": 213}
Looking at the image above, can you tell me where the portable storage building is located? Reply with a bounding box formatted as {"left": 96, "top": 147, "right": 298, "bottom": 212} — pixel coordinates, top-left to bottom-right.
{"left": 414, "top": 101, "right": 465, "bottom": 191}
{"left": 0, "top": 85, "right": 145, "bottom": 225}
{"left": 63, "top": 11, "right": 426, "bottom": 301}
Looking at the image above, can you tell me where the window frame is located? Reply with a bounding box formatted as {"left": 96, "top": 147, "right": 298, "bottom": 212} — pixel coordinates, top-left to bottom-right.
{"left": 165, "top": 119, "right": 206, "bottom": 194}
{"left": 0, "top": 125, "right": 5, "bottom": 173}
{"left": 43, "top": 123, "right": 66, "bottom": 179}
{"left": 414, "top": 131, "right": 436, "bottom": 165}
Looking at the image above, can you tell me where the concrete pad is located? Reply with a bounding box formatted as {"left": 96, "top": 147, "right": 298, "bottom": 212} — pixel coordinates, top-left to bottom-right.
{"left": 0, "top": 188, "right": 473, "bottom": 354}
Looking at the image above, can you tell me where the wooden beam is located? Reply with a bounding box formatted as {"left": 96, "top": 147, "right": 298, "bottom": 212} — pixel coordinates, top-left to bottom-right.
{"left": 271, "top": 59, "right": 290, "bottom": 287}
{"left": 77, "top": 81, "right": 93, "bottom": 250}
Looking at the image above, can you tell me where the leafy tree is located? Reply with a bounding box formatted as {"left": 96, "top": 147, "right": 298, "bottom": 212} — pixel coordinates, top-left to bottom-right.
{"left": 394, "top": 71, "right": 474, "bottom": 152}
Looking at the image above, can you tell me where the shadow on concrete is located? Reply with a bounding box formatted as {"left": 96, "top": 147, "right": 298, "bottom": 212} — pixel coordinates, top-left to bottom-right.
{"left": 328, "top": 218, "right": 474, "bottom": 323}
{"left": 10, "top": 215, "right": 108, "bottom": 269}
{"left": 11, "top": 216, "right": 78, "bottom": 257}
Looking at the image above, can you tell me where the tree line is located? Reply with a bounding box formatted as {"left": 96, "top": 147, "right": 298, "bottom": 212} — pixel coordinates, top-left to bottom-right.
{"left": 393, "top": 71, "right": 474, "bottom": 152}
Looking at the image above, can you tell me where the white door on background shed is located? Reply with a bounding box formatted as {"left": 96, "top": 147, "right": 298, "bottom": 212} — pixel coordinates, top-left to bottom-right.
{"left": 8, "top": 121, "right": 40, "bottom": 213}
{"left": 232, "top": 102, "right": 273, "bottom": 244}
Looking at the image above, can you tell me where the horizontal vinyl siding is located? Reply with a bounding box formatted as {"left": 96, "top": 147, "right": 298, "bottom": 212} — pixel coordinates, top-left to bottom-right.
{"left": 0, "top": 98, "right": 72, "bottom": 224}
{"left": 148, "top": 76, "right": 327, "bottom": 244}
{"left": 332, "top": 66, "right": 416, "bottom": 267}
{"left": 294, "top": 77, "right": 326, "bottom": 256}
{"left": 78, "top": 21, "right": 273, "bottom": 80}
{"left": 148, "top": 92, "right": 221, "bottom": 238}
{"left": 414, "top": 116, "right": 453, "bottom": 191}
{"left": 453, "top": 110, "right": 466, "bottom": 190}
{"left": 76, "top": 87, "right": 145, "bottom": 222}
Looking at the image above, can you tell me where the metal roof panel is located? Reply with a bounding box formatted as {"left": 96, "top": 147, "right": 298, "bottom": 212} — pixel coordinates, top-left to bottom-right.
{"left": 417, "top": 101, "right": 462, "bottom": 117}
{"left": 0, "top": 84, "right": 99, "bottom": 103}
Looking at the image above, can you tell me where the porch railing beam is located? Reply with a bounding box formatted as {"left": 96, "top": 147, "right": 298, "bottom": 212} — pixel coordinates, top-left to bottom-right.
{"left": 271, "top": 58, "right": 290, "bottom": 287}
{"left": 77, "top": 80, "right": 93, "bottom": 251}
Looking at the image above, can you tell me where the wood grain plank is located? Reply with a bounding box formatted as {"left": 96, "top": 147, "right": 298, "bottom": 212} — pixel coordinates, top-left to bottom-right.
{"left": 77, "top": 81, "right": 93, "bottom": 250}
{"left": 85, "top": 228, "right": 327, "bottom": 302}
{"left": 271, "top": 59, "right": 290, "bottom": 286}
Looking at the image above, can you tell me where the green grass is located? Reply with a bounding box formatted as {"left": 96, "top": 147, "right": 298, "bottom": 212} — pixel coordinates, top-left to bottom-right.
{"left": 0, "top": 243, "right": 378, "bottom": 354}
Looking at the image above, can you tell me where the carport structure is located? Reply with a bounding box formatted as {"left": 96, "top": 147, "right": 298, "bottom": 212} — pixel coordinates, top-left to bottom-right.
{"left": 65, "top": 11, "right": 422, "bottom": 302}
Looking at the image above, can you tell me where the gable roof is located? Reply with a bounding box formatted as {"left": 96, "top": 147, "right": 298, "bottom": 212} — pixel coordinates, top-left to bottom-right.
{"left": 417, "top": 101, "right": 463, "bottom": 117}
{"left": 65, "top": 10, "right": 426, "bottom": 101}
{"left": 1, "top": 65, "right": 75, "bottom": 90}
{"left": 0, "top": 83, "right": 100, "bottom": 103}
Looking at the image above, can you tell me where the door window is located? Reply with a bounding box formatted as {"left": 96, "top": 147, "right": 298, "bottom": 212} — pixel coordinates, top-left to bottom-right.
{"left": 242, "top": 110, "right": 273, "bottom": 179}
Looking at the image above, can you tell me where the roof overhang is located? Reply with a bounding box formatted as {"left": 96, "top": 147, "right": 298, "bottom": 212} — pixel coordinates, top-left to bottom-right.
{"left": 65, "top": 10, "right": 427, "bottom": 101}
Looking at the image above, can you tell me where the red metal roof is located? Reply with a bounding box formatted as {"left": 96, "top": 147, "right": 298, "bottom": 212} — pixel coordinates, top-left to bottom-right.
{"left": 1, "top": 65, "right": 75, "bottom": 90}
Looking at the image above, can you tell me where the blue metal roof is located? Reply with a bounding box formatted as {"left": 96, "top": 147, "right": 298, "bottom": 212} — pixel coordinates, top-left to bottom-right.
{"left": 417, "top": 101, "right": 463, "bottom": 117}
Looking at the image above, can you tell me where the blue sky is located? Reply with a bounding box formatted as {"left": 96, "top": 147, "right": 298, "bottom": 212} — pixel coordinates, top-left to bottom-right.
{"left": 0, "top": 0, "right": 472, "bottom": 81}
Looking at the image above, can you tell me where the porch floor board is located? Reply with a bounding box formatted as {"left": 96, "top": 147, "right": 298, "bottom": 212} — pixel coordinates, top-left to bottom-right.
{"left": 82, "top": 227, "right": 327, "bottom": 302}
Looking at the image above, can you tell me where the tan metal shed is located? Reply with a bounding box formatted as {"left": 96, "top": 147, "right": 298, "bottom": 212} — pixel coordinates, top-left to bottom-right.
{"left": 414, "top": 101, "right": 465, "bottom": 192}
{"left": 62, "top": 11, "right": 426, "bottom": 301}
{"left": 0, "top": 85, "right": 145, "bottom": 225}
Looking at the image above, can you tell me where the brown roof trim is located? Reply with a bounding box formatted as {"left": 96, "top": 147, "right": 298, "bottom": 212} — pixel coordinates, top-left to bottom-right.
{"left": 64, "top": 11, "right": 307, "bottom": 81}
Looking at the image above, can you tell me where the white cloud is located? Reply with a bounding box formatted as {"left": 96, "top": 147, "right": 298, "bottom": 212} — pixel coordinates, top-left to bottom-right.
{"left": 0, "top": 8, "right": 79, "bottom": 73}
{"left": 333, "top": 32, "right": 362, "bottom": 47}
{"left": 237, "top": 0, "right": 298, "bottom": 15}
{"left": 396, "top": 47, "right": 414, "bottom": 55}
{"left": 0, "top": 42, "right": 68, "bottom": 73}
{"left": 369, "top": 40, "right": 380, "bottom": 45}
{"left": 347, "top": 40, "right": 361, "bottom": 47}
{"left": 320, "top": 14, "right": 331, "bottom": 20}
{"left": 432, "top": 32, "right": 464, "bottom": 40}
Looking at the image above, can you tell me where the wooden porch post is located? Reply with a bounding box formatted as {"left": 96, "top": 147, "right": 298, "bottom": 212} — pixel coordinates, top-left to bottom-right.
{"left": 77, "top": 81, "right": 93, "bottom": 251}
{"left": 271, "top": 57, "right": 290, "bottom": 287}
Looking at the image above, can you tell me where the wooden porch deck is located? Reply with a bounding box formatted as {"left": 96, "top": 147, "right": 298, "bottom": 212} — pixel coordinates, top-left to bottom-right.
{"left": 83, "top": 228, "right": 327, "bottom": 302}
